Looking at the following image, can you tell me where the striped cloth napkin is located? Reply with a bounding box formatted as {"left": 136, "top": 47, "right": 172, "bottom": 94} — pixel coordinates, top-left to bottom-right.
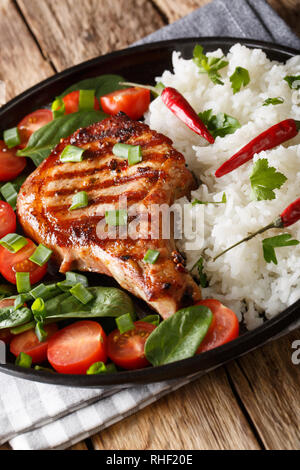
{"left": 0, "top": 0, "right": 299, "bottom": 450}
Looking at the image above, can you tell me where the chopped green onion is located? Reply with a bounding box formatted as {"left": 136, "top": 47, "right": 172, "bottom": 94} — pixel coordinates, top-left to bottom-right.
{"left": 66, "top": 271, "right": 89, "bottom": 287}
{"left": 3, "top": 127, "right": 21, "bottom": 149}
{"left": 14, "top": 294, "right": 27, "bottom": 310}
{"left": 70, "top": 283, "right": 94, "bottom": 304}
{"left": 116, "top": 312, "right": 134, "bottom": 334}
{"left": 105, "top": 209, "right": 128, "bottom": 226}
{"left": 34, "top": 365, "right": 55, "bottom": 373}
{"left": 141, "top": 314, "right": 160, "bottom": 326}
{"left": 11, "top": 321, "right": 36, "bottom": 335}
{"left": 112, "top": 143, "right": 142, "bottom": 166}
{"left": 86, "top": 362, "right": 117, "bottom": 375}
{"left": 29, "top": 244, "right": 52, "bottom": 266}
{"left": 35, "top": 321, "right": 48, "bottom": 342}
{"left": 51, "top": 97, "right": 65, "bottom": 118}
{"left": 69, "top": 191, "right": 88, "bottom": 211}
{"left": 15, "top": 352, "right": 32, "bottom": 368}
{"left": 0, "top": 233, "right": 28, "bottom": 253}
{"left": 143, "top": 249, "right": 160, "bottom": 264}
{"left": 31, "top": 297, "right": 46, "bottom": 322}
{"left": 60, "top": 145, "right": 85, "bottom": 163}
{"left": 79, "top": 89, "right": 95, "bottom": 111}
{"left": 30, "top": 283, "right": 59, "bottom": 300}
{"left": 0, "top": 182, "right": 18, "bottom": 210}
{"left": 16, "top": 272, "right": 31, "bottom": 294}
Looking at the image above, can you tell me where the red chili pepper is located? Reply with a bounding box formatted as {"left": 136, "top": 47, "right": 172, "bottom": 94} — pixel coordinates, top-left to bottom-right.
{"left": 161, "top": 87, "right": 215, "bottom": 144}
{"left": 215, "top": 119, "right": 300, "bottom": 178}
{"left": 214, "top": 197, "right": 300, "bottom": 260}
{"left": 119, "top": 81, "right": 214, "bottom": 144}
{"left": 280, "top": 197, "right": 300, "bottom": 227}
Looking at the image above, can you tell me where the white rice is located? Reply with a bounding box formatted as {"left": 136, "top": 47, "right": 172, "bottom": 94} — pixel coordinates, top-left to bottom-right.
{"left": 145, "top": 44, "right": 300, "bottom": 330}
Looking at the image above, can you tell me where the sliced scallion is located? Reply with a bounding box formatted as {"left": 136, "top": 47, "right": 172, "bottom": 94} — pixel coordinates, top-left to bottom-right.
{"left": 116, "top": 312, "right": 134, "bottom": 334}
{"left": 60, "top": 145, "right": 85, "bottom": 163}
{"left": 29, "top": 244, "right": 52, "bottom": 267}
{"left": 141, "top": 314, "right": 160, "bottom": 326}
{"left": 35, "top": 321, "right": 48, "bottom": 343}
{"left": 34, "top": 366, "right": 55, "bottom": 373}
{"left": 16, "top": 272, "right": 31, "bottom": 294}
{"left": 0, "top": 233, "right": 28, "bottom": 253}
{"left": 14, "top": 294, "right": 27, "bottom": 310}
{"left": 70, "top": 283, "right": 94, "bottom": 304}
{"left": 4, "top": 127, "right": 21, "bottom": 149}
{"left": 86, "top": 362, "right": 117, "bottom": 375}
{"left": 105, "top": 209, "right": 127, "bottom": 226}
{"left": 69, "top": 191, "right": 88, "bottom": 211}
{"left": 15, "top": 352, "right": 32, "bottom": 368}
{"left": 0, "top": 182, "right": 18, "bottom": 210}
{"left": 112, "top": 143, "right": 142, "bottom": 166}
{"left": 10, "top": 321, "right": 36, "bottom": 335}
{"left": 51, "top": 97, "right": 65, "bottom": 119}
{"left": 143, "top": 249, "right": 160, "bottom": 264}
{"left": 79, "top": 89, "right": 95, "bottom": 111}
{"left": 66, "top": 271, "right": 89, "bottom": 286}
{"left": 31, "top": 297, "right": 46, "bottom": 322}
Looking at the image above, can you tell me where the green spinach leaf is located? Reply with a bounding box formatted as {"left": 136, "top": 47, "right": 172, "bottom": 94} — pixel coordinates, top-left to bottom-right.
{"left": 0, "top": 307, "right": 32, "bottom": 330}
{"left": 17, "top": 110, "right": 107, "bottom": 166}
{"left": 145, "top": 305, "right": 212, "bottom": 366}
{"left": 58, "top": 74, "right": 125, "bottom": 100}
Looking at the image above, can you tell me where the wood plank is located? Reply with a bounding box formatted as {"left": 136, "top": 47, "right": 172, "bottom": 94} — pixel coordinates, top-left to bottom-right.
{"left": 70, "top": 442, "right": 89, "bottom": 450}
{"left": 92, "top": 367, "right": 260, "bottom": 450}
{"left": 227, "top": 328, "right": 300, "bottom": 450}
{"left": 0, "top": 444, "right": 11, "bottom": 450}
{"left": 153, "top": 0, "right": 300, "bottom": 36}
{"left": 0, "top": 0, "right": 53, "bottom": 101}
{"left": 16, "top": 0, "right": 166, "bottom": 72}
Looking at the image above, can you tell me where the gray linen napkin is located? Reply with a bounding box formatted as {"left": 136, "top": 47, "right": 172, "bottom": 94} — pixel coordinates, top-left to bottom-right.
{"left": 1, "top": 0, "right": 299, "bottom": 450}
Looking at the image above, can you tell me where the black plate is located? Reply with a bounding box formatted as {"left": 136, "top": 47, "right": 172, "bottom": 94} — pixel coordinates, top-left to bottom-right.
{"left": 0, "top": 37, "right": 299, "bottom": 388}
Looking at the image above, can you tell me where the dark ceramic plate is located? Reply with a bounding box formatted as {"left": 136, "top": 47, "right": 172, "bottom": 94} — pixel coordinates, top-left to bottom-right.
{"left": 0, "top": 37, "right": 299, "bottom": 388}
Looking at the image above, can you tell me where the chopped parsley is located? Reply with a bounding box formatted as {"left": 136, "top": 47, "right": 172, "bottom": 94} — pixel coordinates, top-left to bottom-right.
{"left": 262, "top": 97, "right": 284, "bottom": 106}
{"left": 284, "top": 75, "right": 300, "bottom": 90}
{"left": 230, "top": 67, "right": 250, "bottom": 94}
{"left": 193, "top": 45, "right": 228, "bottom": 85}
{"left": 262, "top": 234, "right": 299, "bottom": 264}
{"left": 198, "top": 109, "right": 241, "bottom": 138}
{"left": 192, "top": 193, "right": 227, "bottom": 206}
{"left": 250, "top": 159, "right": 287, "bottom": 201}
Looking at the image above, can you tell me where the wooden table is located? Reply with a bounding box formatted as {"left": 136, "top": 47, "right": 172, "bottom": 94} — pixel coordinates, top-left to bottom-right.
{"left": 0, "top": 0, "right": 299, "bottom": 451}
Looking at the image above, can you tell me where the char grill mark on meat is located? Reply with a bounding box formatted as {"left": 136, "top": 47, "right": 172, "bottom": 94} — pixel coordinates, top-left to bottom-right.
{"left": 17, "top": 113, "right": 201, "bottom": 318}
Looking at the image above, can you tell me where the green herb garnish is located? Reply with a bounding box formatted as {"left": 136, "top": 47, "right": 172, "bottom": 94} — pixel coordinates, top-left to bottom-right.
{"left": 262, "top": 97, "right": 284, "bottom": 106}
{"left": 193, "top": 45, "right": 228, "bottom": 85}
{"left": 230, "top": 67, "right": 250, "bottom": 94}
{"left": 262, "top": 234, "right": 299, "bottom": 264}
{"left": 284, "top": 75, "right": 300, "bottom": 90}
{"left": 69, "top": 191, "right": 88, "bottom": 211}
{"left": 191, "top": 257, "right": 208, "bottom": 288}
{"left": 198, "top": 109, "right": 241, "bottom": 138}
{"left": 15, "top": 352, "right": 32, "bottom": 369}
{"left": 143, "top": 249, "right": 160, "bottom": 264}
{"left": 105, "top": 209, "right": 128, "bottom": 226}
{"left": 250, "top": 158, "right": 287, "bottom": 201}
{"left": 192, "top": 193, "right": 227, "bottom": 206}
{"left": 116, "top": 312, "right": 134, "bottom": 334}
{"left": 4, "top": 127, "right": 21, "bottom": 149}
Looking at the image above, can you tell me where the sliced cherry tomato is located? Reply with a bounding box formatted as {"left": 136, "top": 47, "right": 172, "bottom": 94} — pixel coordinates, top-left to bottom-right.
{"left": 63, "top": 90, "right": 100, "bottom": 115}
{"left": 10, "top": 323, "right": 58, "bottom": 363}
{"left": 0, "top": 141, "right": 26, "bottom": 181}
{"left": 0, "top": 201, "right": 17, "bottom": 238}
{"left": 47, "top": 321, "right": 107, "bottom": 374}
{"left": 107, "top": 321, "right": 156, "bottom": 370}
{"left": 100, "top": 87, "right": 150, "bottom": 120}
{"left": 18, "top": 109, "right": 53, "bottom": 149}
{"left": 0, "top": 238, "right": 48, "bottom": 285}
{"left": 196, "top": 299, "right": 239, "bottom": 353}
{"left": 0, "top": 298, "right": 16, "bottom": 344}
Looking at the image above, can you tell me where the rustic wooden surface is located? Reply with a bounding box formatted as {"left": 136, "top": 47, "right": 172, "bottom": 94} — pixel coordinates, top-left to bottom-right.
{"left": 1, "top": 0, "right": 300, "bottom": 451}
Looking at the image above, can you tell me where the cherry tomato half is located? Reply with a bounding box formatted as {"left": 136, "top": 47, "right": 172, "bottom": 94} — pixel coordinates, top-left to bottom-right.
{"left": 10, "top": 323, "right": 58, "bottom": 364}
{"left": 100, "top": 87, "right": 150, "bottom": 120}
{"left": 0, "top": 238, "right": 48, "bottom": 285}
{"left": 47, "top": 321, "right": 107, "bottom": 375}
{"left": 107, "top": 321, "right": 156, "bottom": 370}
{"left": 195, "top": 299, "right": 239, "bottom": 353}
{"left": 0, "top": 201, "right": 17, "bottom": 239}
{"left": 0, "top": 141, "right": 26, "bottom": 182}
{"left": 18, "top": 109, "right": 53, "bottom": 149}
{"left": 63, "top": 90, "right": 100, "bottom": 115}
{"left": 0, "top": 298, "right": 16, "bottom": 344}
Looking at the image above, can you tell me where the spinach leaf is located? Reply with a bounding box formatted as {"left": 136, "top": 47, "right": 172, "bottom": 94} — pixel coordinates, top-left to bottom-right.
{"left": 0, "top": 307, "right": 32, "bottom": 329}
{"left": 44, "top": 287, "right": 135, "bottom": 319}
{"left": 145, "top": 305, "right": 212, "bottom": 366}
{"left": 17, "top": 110, "right": 107, "bottom": 166}
{"left": 58, "top": 74, "right": 125, "bottom": 101}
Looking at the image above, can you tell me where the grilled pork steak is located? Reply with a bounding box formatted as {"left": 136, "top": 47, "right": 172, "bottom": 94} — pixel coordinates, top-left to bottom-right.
{"left": 17, "top": 113, "right": 201, "bottom": 318}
